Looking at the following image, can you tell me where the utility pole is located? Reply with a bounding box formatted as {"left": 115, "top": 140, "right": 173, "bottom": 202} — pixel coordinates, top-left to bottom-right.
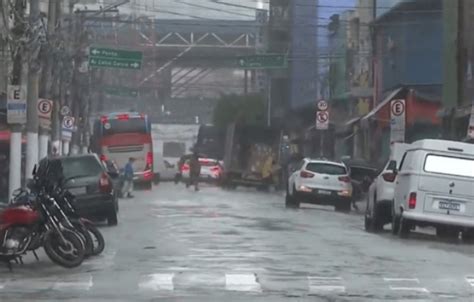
{"left": 8, "top": 0, "right": 25, "bottom": 198}
{"left": 38, "top": 0, "right": 58, "bottom": 160}
{"left": 50, "top": 0, "right": 63, "bottom": 155}
{"left": 25, "top": 0, "right": 42, "bottom": 180}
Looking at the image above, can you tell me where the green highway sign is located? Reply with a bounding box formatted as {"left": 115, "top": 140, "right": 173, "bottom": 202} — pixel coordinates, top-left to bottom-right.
{"left": 103, "top": 86, "right": 139, "bottom": 98}
{"left": 89, "top": 47, "right": 143, "bottom": 70}
{"left": 237, "top": 54, "right": 287, "bottom": 69}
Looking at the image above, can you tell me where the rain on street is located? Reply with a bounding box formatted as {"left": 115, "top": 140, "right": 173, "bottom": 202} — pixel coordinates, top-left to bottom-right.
{"left": 1, "top": 183, "right": 473, "bottom": 302}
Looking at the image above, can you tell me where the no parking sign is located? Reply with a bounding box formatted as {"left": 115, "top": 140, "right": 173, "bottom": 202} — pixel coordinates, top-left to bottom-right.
{"left": 62, "top": 116, "right": 75, "bottom": 141}
{"left": 38, "top": 99, "right": 53, "bottom": 129}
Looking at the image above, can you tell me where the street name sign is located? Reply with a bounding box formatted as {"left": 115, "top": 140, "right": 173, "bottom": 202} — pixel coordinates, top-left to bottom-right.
{"left": 89, "top": 47, "right": 143, "bottom": 70}
{"left": 103, "top": 86, "right": 139, "bottom": 98}
{"left": 237, "top": 54, "right": 287, "bottom": 69}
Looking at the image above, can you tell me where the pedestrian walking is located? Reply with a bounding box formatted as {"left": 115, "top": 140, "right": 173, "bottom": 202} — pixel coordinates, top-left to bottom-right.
{"left": 187, "top": 152, "right": 201, "bottom": 191}
{"left": 123, "top": 157, "right": 135, "bottom": 198}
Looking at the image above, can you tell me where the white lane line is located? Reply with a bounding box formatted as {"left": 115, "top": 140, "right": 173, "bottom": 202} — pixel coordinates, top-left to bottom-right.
{"left": 384, "top": 278, "right": 420, "bottom": 283}
{"left": 225, "top": 273, "right": 262, "bottom": 292}
{"left": 466, "top": 276, "right": 474, "bottom": 287}
{"left": 0, "top": 283, "right": 4, "bottom": 290}
{"left": 53, "top": 275, "right": 93, "bottom": 291}
{"left": 138, "top": 273, "right": 174, "bottom": 291}
{"left": 308, "top": 276, "right": 345, "bottom": 293}
{"left": 389, "top": 286, "right": 430, "bottom": 293}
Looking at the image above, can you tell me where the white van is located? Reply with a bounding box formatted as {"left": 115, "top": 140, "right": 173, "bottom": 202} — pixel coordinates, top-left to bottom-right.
{"left": 392, "top": 139, "right": 474, "bottom": 240}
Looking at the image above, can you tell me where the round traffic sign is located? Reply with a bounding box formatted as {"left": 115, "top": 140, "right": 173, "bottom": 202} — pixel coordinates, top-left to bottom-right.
{"left": 317, "top": 111, "right": 329, "bottom": 122}
{"left": 391, "top": 99, "right": 405, "bottom": 116}
{"left": 63, "top": 116, "right": 74, "bottom": 129}
{"left": 60, "top": 106, "right": 71, "bottom": 116}
{"left": 317, "top": 100, "right": 328, "bottom": 111}
{"left": 38, "top": 99, "right": 52, "bottom": 114}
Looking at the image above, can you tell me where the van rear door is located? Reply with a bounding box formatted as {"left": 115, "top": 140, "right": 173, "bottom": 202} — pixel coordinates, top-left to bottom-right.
{"left": 419, "top": 153, "right": 474, "bottom": 218}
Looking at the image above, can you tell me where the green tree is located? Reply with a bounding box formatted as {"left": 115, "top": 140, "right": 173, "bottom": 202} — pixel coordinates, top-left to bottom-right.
{"left": 213, "top": 93, "right": 265, "bottom": 129}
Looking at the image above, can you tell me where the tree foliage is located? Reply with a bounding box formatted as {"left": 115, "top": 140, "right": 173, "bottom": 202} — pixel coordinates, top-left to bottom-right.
{"left": 213, "top": 93, "right": 265, "bottom": 129}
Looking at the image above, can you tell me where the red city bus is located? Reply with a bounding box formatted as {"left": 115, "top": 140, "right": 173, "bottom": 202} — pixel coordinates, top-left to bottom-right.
{"left": 91, "top": 112, "right": 153, "bottom": 189}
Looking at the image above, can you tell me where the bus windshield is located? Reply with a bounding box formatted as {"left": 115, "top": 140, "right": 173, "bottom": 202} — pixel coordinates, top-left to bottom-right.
{"left": 101, "top": 116, "right": 149, "bottom": 136}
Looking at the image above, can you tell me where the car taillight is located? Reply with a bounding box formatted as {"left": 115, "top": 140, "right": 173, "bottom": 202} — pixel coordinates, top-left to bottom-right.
{"left": 100, "top": 154, "right": 108, "bottom": 161}
{"left": 100, "top": 116, "right": 108, "bottom": 124}
{"left": 181, "top": 164, "right": 190, "bottom": 172}
{"left": 338, "top": 176, "right": 351, "bottom": 183}
{"left": 382, "top": 172, "right": 396, "bottom": 182}
{"left": 99, "top": 173, "right": 112, "bottom": 193}
{"left": 117, "top": 114, "right": 129, "bottom": 120}
{"left": 408, "top": 192, "right": 416, "bottom": 209}
{"left": 300, "top": 170, "right": 314, "bottom": 178}
{"left": 146, "top": 152, "right": 153, "bottom": 169}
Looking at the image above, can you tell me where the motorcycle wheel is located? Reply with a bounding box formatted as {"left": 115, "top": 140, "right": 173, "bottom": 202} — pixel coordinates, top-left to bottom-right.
{"left": 43, "top": 229, "right": 85, "bottom": 268}
{"left": 85, "top": 223, "right": 105, "bottom": 256}
{"left": 71, "top": 221, "right": 94, "bottom": 257}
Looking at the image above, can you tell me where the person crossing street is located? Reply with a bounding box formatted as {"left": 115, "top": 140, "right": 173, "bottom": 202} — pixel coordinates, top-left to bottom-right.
{"left": 123, "top": 157, "right": 135, "bottom": 198}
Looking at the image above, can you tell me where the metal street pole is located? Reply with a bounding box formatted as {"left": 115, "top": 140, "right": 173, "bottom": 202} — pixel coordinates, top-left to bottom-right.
{"left": 38, "top": 0, "right": 58, "bottom": 160}
{"left": 7, "top": 0, "right": 24, "bottom": 199}
{"left": 266, "top": 74, "right": 271, "bottom": 127}
{"left": 50, "top": 0, "right": 63, "bottom": 155}
{"left": 25, "top": 0, "right": 41, "bottom": 180}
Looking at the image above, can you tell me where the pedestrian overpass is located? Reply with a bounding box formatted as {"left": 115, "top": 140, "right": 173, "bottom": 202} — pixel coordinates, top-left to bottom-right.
{"left": 85, "top": 14, "right": 266, "bottom": 98}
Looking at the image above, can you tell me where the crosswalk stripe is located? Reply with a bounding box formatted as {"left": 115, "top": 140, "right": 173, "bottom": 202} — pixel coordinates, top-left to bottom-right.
{"left": 308, "top": 276, "right": 345, "bottom": 293}
{"left": 389, "top": 286, "right": 430, "bottom": 293}
{"left": 466, "top": 276, "right": 474, "bottom": 287}
{"left": 138, "top": 274, "right": 174, "bottom": 291}
{"left": 384, "top": 278, "right": 420, "bottom": 283}
{"left": 225, "top": 273, "right": 261, "bottom": 292}
{"left": 53, "top": 275, "right": 93, "bottom": 291}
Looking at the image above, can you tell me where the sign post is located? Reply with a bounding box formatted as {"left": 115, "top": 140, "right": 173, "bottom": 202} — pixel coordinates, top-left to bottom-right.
{"left": 89, "top": 47, "right": 143, "bottom": 70}
{"left": 7, "top": 85, "right": 27, "bottom": 124}
{"left": 37, "top": 99, "right": 53, "bottom": 129}
{"left": 316, "top": 100, "right": 329, "bottom": 157}
{"left": 390, "top": 99, "right": 406, "bottom": 145}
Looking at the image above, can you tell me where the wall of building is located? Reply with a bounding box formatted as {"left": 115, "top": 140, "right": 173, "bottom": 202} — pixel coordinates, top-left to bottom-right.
{"left": 289, "top": 0, "right": 319, "bottom": 109}
{"left": 376, "top": 6, "right": 442, "bottom": 93}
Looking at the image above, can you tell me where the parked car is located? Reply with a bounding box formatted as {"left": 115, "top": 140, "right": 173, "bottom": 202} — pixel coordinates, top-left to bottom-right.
{"left": 182, "top": 157, "right": 223, "bottom": 181}
{"left": 391, "top": 139, "right": 474, "bottom": 240}
{"left": 47, "top": 154, "right": 119, "bottom": 226}
{"left": 341, "top": 158, "right": 378, "bottom": 201}
{"left": 286, "top": 158, "right": 353, "bottom": 212}
{"left": 365, "top": 143, "right": 410, "bottom": 232}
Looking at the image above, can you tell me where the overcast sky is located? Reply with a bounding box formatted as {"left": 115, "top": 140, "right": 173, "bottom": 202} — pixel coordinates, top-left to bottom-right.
{"left": 88, "top": 0, "right": 269, "bottom": 20}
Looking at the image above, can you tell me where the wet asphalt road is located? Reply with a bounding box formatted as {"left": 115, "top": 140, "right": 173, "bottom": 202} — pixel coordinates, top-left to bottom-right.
{"left": 1, "top": 183, "right": 474, "bottom": 301}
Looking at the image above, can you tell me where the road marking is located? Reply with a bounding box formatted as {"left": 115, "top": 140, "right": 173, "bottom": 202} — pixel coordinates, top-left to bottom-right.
{"left": 384, "top": 277, "right": 429, "bottom": 294}
{"left": 384, "top": 278, "right": 420, "bottom": 283}
{"left": 466, "top": 276, "right": 474, "bottom": 287}
{"left": 225, "top": 273, "right": 262, "bottom": 292}
{"left": 138, "top": 273, "right": 174, "bottom": 291}
{"left": 53, "top": 275, "right": 93, "bottom": 291}
{"left": 389, "top": 286, "right": 430, "bottom": 293}
{"left": 308, "top": 276, "right": 345, "bottom": 293}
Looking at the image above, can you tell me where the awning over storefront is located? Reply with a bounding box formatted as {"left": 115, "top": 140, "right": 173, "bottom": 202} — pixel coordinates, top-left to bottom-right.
{"left": 361, "top": 87, "right": 403, "bottom": 121}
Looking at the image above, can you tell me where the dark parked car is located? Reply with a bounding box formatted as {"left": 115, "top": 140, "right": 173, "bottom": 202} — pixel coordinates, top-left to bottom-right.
{"left": 341, "top": 158, "right": 379, "bottom": 201}
{"left": 44, "top": 154, "right": 119, "bottom": 226}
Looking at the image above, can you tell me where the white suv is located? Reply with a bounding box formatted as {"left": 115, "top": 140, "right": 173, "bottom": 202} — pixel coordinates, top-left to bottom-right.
{"left": 365, "top": 143, "right": 410, "bottom": 232}
{"left": 286, "top": 159, "right": 353, "bottom": 211}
